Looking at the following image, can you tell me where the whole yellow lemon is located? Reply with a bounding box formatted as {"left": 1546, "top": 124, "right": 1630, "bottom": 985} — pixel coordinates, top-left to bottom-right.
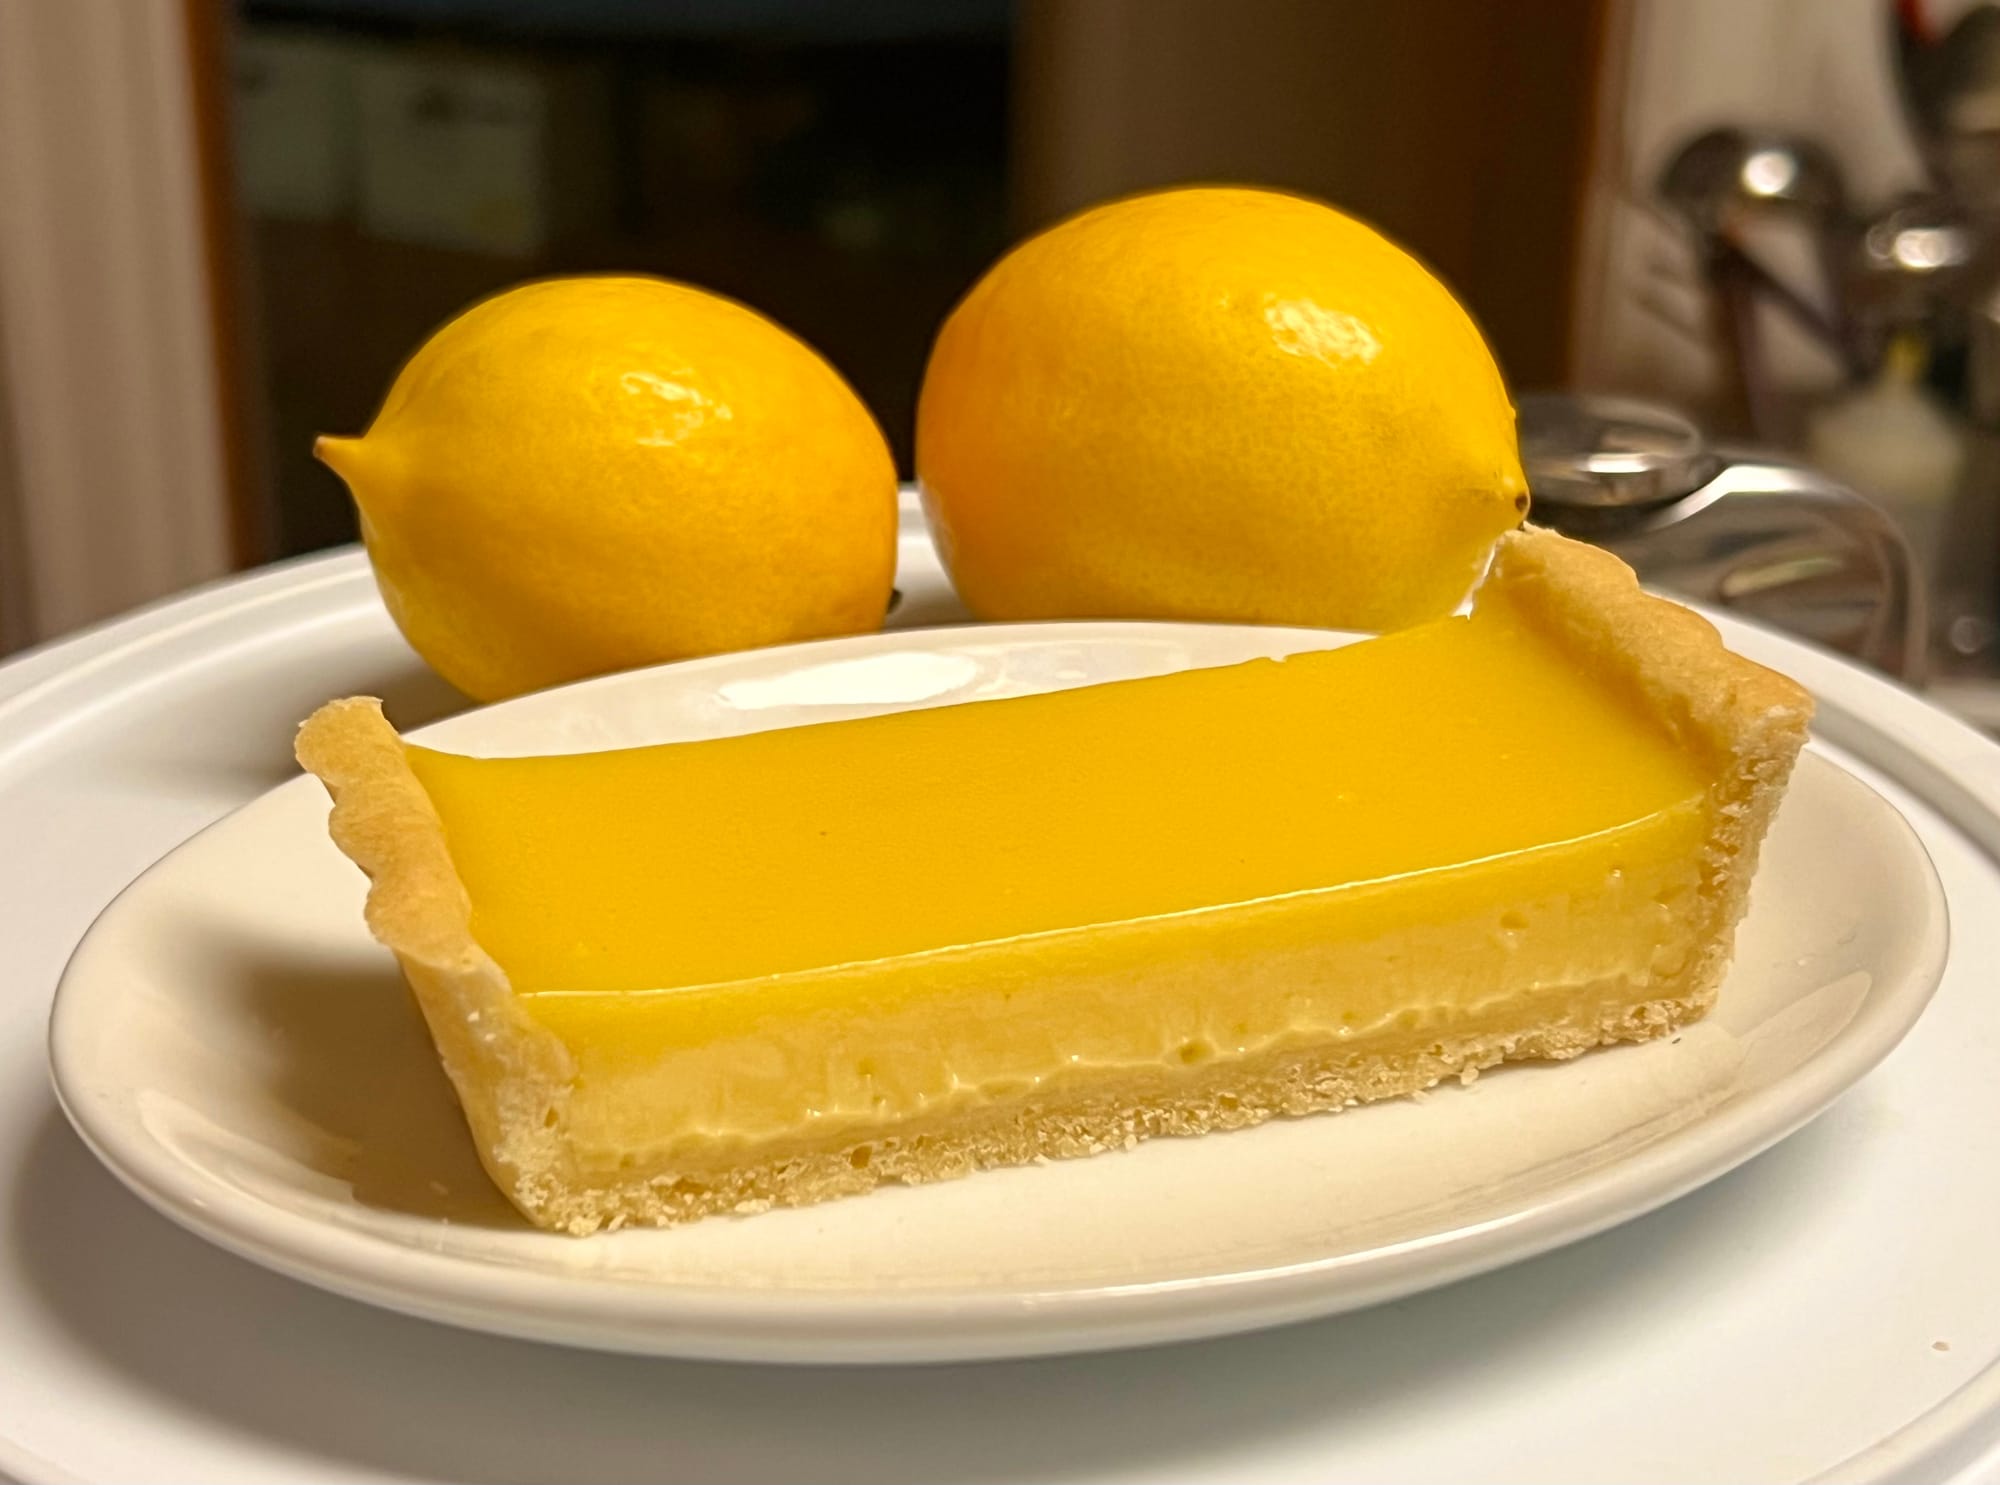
{"left": 916, "top": 186, "right": 1528, "bottom": 633}
{"left": 318, "top": 275, "right": 897, "bottom": 702}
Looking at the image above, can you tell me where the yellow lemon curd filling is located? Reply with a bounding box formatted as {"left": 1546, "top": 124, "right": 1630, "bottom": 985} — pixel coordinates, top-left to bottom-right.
{"left": 405, "top": 587, "right": 1715, "bottom": 1173}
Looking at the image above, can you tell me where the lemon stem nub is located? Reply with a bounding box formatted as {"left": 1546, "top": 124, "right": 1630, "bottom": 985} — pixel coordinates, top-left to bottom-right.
{"left": 315, "top": 434, "right": 363, "bottom": 485}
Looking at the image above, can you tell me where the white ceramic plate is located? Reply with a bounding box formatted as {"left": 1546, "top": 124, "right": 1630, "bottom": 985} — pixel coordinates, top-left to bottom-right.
{"left": 46, "top": 620, "right": 1949, "bottom": 1365}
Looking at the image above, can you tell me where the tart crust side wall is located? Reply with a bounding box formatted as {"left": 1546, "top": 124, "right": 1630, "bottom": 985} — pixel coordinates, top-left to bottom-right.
{"left": 297, "top": 698, "right": 580, "bottom": 1222}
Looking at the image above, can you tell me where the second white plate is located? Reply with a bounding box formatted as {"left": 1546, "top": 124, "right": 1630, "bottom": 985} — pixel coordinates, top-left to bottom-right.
{"left": 47, "top": 620, "right": 1948, "bottom": 1363}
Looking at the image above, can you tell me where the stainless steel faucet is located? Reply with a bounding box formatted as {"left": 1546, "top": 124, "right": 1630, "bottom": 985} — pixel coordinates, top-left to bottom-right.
{"left": 1518, "top": 392, "right": 1925, "bottom": 681}
{"left": 1643, "top": 4, "right": 2000, "bottom": 679}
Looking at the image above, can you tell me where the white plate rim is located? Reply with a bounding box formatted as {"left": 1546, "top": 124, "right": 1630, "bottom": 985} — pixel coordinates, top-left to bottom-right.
{"left": 44, "top": 617, "right": 1952, "bottom": 1364}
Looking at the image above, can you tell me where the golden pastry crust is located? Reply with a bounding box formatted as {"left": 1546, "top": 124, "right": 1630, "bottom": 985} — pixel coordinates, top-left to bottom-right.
{"left": 296, "top": 529, "right": 1812, "bottom": 1234}
{"left": 1487, "top": 526, "right": 1813, "bottom": 775}
{"left": 296, "top": 699, "right": 581, "bottom": 1222}
{"left": 1483, "top": 527, "right": 1814, "bottom": 1027}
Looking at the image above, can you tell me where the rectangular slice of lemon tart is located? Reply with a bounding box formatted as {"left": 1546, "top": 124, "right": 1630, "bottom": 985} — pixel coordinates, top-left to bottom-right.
{"left": 296, "top": 527, "right": 1812, "bottom": 1233}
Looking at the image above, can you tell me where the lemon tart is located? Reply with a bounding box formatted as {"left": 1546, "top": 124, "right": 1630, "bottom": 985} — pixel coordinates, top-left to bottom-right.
{"left": 296, "top": 528, "right": 1811, "bottom": 1233}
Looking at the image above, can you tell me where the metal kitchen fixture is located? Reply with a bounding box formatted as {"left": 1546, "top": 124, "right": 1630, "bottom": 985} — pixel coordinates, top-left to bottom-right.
{"left": 1518, "top": 391, "right": 1925, "bottom": 681}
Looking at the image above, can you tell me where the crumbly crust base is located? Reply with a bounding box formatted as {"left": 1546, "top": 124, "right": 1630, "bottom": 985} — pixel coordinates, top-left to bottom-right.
{"left": 530, "top": 984, "right": 1711, "bottom": 1232}
{"left": 295, "top": 527, "right": 1812, "bottom": 1234}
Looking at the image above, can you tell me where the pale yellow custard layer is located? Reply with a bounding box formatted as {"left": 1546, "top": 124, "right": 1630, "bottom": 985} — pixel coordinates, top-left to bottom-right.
{"left": 405, "top": 591, "right": 1714, "bottom": 1170}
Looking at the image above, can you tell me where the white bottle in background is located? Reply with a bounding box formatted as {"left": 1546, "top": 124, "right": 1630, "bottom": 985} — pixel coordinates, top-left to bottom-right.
{"left": 1805, "top": 334, "right": 1966, "bottom": 580}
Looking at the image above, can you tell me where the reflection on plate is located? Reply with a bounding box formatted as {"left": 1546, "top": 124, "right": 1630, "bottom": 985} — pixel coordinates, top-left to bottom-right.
{"left": 49, "top": 622, "right": 1948, "bottom": 1363}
